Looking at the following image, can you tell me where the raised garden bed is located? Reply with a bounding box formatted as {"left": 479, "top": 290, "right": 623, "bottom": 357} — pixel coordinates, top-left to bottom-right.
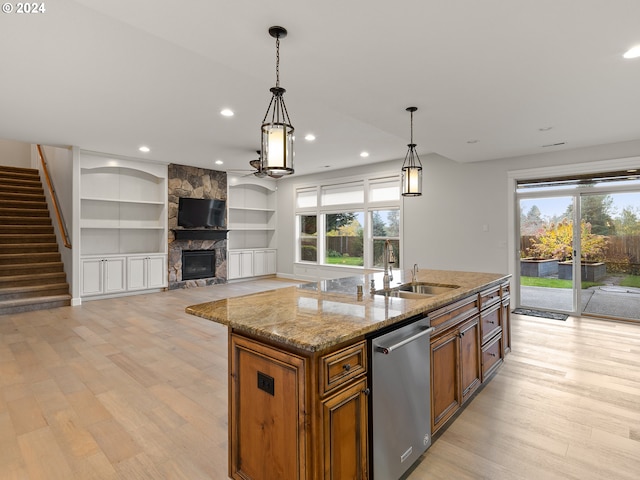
{"left": 520, "top": 258, "right": 559, "bottom": 277}
{"left": 558, "top": 261, "right": 607, "bottom": 282}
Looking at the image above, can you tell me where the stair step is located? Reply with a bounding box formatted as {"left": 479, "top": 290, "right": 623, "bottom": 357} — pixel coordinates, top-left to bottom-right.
{"left": 0, "top": 165, "right": 39, "bottom": 176}
{"left": 0, "top": 243, "right": 58, "bottom": 254}
{"left": 0, "top": 261, "right": 64, "bottom": 276}
{"left": 0, "top": 177, "right": 42, "bottom": 188}
{"left": 0, "top": 225, "right": 54, "bottom": 235}
{"left": 0, "top": 207, "right": 49, "bottom": 218}
{"left": 0, "top": 283, "right": 69, "bottom": 301}
{"left": 0, "top": 252, "right": 61, "bottom": 265}
{"left": 0, "top": 191, "right": 45, "bottom": 202}
{"left": 0, "top": 234, "right": 57, "bottom": 245}
{"left": 0, "top": 271, "right": 67, "bottom": 287}
{"left": 0, "top": 216, "right": 52, "bottom": 226}
{"left": 0, "top": 199, "right": 48, "bottom": 210}
{"left": 0, "top": 184, "right": 44, "bottom": 195}
{"left": 0, "top": 294, "right": 72, "bottom": 316}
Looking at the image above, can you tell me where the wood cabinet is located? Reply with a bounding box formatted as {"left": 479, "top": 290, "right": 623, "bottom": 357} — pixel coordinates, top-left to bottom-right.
{"left": 229, "top": 333, "right": 368, "bottom": 480}
{"left": 431, "top": 315, "right": 480, "bottom": 433}
{"left": 430, "top": 282, "right": 511, "bottom": 434}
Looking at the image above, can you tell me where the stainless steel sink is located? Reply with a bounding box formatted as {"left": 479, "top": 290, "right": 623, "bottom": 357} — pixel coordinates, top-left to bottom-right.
{"left": 397, "top": 282, "right": 460, "bottom": 295}
{"left": 376, "top": 282, "right": 459, "bottom": 299}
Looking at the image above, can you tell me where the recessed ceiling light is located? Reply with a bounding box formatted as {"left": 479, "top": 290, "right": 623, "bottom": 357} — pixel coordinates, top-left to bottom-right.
{"left": 138, "top": 146, "right": 150, "bottom": 153}
{"left": 360, "top": 151, "right": 369, "bottom": 158}
{"left": 215, "top": 160, "right": 224, "bottom": 165}
{"left": 627, "top": 169, "right": 638, "bottom": 173}
{"left": 623, "top": 45, "right": 640, "bottom": 59}
{"left": 305, "top": 134, "right": 316, "bottom": 141}
{"left": 220, "top": 108, "right": 234, "bottom": 117}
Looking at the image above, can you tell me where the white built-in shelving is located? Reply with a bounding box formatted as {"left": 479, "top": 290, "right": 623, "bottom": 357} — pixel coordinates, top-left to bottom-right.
{"left": 79, "top": 153, "right": 168, "bottom": 297}
{"left": 227, "top": 175, "right": 277, "bottom": 279}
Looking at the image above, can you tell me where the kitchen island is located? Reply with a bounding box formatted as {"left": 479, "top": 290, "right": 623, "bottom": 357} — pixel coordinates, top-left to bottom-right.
{"left": 186, "top": 269, "right": 511, "bottom": 480}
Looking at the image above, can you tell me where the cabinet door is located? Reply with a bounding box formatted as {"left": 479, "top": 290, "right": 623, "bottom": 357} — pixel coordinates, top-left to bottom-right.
{"left": 431, "top": 328, "right": 460, "bottom": 433}
{"left": 228, "top": 251, "right": 242, "bottom": 280}
{"left": 104, "top": 257, "right": 126, "bottom": 293}
{"left": 322, "top": 377, "right": 368, "bottom": 480}
{"left": 127, "top": 256, "right": 147, "bottom": 291}
{"left": 265, "top": 249, "right": 277, "bottom": 274}
{"left": 146, "top": 255, "right": 166, "bottom": 288}
{"left": 459, "top": 316, "right": 481, "bottom": 403}
{"left": 229, "top": 334, "right": 307, "bottom": 480}
{"left": 80, "top": 258, "right": 103, "bottom": 296}
{"left": 240, "top": 250, "right": 253, "bottom": 278}
{"left": 253, "top": 250, "right": 267, "bottom": 276}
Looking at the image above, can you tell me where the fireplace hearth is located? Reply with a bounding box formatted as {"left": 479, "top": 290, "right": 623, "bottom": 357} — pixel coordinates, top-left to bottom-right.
{"left": 182, "top": 250, "right": 216, "bottom": 281}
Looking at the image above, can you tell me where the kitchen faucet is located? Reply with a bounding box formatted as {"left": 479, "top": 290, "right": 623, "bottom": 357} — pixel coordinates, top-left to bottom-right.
{"left": 412, "top": 263, "right": 419, "bottom": 283}
{"left": 383, "top": 239, "right": 396, "bottom": 289}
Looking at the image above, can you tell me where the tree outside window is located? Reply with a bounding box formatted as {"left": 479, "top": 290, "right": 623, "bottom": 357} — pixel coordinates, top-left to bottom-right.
{"left": 325, "top": 212, "right": 364, "bottom": 266}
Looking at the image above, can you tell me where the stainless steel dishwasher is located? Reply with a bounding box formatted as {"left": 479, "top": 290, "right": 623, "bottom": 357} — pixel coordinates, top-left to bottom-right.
{"left": 370, "top": 316, "right": 434, "bottom": 479}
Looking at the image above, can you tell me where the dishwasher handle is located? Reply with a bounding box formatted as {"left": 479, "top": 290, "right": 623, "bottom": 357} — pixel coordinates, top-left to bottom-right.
{"left": 376, "top": 326, "right": 435, "bottom": 354}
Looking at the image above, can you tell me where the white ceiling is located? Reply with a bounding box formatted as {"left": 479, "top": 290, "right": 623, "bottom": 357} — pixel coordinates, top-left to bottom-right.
{"left": 2, "top": 0, "right": 640, "bottom": 176}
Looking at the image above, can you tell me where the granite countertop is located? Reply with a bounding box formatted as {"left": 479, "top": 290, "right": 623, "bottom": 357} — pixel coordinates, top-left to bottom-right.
{"left": 186, "top": 269, "right": 510, "bottom": 353}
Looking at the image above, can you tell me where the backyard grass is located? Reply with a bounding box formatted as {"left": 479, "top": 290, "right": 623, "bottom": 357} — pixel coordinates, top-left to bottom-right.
{"left": 620, "top": 275, "right": 640, "bottom": 288}
{"left": 520, "top": 276, "right": 602, "bottom": 289}
{"left": 325, "top": 256, "right": 364, "bottom": 266}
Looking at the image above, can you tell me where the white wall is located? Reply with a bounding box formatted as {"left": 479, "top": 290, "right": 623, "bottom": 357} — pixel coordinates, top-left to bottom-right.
{"left": 0, "top": 139, "right": 31, "bottom": 167}
{"left": 276, "top": 139, "right": 640, "bottom": 280}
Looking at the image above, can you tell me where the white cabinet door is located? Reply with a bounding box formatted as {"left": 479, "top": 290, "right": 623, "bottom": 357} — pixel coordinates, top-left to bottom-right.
{"left": 147, "top": 255, "right": 167, "bottom": 289}
{"left": 228, "top": 251, "right": 242, "bottom": 280}
{"left": 104, "top": 257, "right": 126, "bottom": 293}
{"left": 81, "top": 257, "right": 126, "bottom": 296}
{"left": 265, "top": 249, "right": 277, "bottom": 274}
{"left": 127, "top": 256, "right": 147, "bottom": 291}
{"left": 81, "top": 258, "right": 103, "bottom": 296}
{"left": 239, "top": 251, "right": 253, "bottom": 278}
{"left": 128, "top": 255, "right": 166, "bottom": 290}
{"left": 253, "top": 250, "right": 267, "bottom": 277}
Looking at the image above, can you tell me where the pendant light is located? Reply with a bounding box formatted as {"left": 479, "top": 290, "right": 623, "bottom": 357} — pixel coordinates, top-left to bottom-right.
{"left": 401, "top": 106, "right": 423, "bottom": 197}
{"left": 261, "top": 26, "right": 294, "bottom": 176}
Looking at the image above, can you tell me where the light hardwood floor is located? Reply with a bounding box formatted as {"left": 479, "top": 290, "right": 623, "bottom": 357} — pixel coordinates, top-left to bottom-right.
{"left": 1, "top": 279, "right": 639, "bottom": 479}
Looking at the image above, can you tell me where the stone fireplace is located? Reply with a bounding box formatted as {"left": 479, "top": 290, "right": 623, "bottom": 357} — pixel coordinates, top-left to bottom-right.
{"left": 168, "top": 164, "right": 227, "bottom": 289}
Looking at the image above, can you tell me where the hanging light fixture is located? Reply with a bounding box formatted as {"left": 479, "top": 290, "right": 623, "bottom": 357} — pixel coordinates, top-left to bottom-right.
{"left": 401, "top": 106, "right": 423, "bottom": 197}
{"left": 261, "top": 26, "right": 294, "bottom": 176}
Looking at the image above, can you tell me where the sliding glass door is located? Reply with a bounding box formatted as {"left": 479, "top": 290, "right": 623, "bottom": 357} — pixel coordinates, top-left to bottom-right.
{"left": 516, "top": 174, "right": 640, "bottom": 322}
{"left": 518, "top": 196, "right": 576, "bottom": 313}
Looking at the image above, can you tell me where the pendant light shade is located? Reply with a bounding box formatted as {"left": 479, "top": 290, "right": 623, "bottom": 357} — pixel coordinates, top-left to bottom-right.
{"left": 401, "top": 107, "right": 423, "bottom": 197}
{"left": 261, "top": 26, "right": 294, "bottom": 176}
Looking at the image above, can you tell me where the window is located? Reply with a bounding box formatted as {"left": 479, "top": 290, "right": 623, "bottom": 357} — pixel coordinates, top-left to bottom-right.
{"left": 299, "top": 214, "right": 317, "bottom": 262}
{"left": 325, "top": 212, "right": 364, "bottom": 266}
{"left": 371, "top": 209, "right": 400, "bottom": 268}
{"left": 295, "top": 174, "right": 401, "bottom": 270}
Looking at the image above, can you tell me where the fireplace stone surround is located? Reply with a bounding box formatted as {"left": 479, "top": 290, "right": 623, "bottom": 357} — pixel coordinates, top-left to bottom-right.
{"left": 168, "top": 164, "right": 227, "bottom": 289}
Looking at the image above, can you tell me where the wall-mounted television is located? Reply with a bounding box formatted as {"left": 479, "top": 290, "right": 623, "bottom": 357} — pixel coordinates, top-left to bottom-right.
{"left": 177, "top": 197, "right": 226, "bottom": 228}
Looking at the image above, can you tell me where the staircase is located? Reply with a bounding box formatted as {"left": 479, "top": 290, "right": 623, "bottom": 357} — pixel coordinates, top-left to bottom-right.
{"left": 0, "top": 165, "right": 71, "bottom": 315}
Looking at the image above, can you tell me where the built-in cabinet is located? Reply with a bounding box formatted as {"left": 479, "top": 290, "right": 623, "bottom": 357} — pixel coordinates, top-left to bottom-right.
{"left": 227, "top": 175, "right": 277, "bottom": 280}
{"left": 229, "top": 333, "right": 368, "bottom": 479}
{"left": 79, "top": 153, "right": 168, "bottom": 298}
{"left": 430, "top": 281, "right": 509, "bottom": 434}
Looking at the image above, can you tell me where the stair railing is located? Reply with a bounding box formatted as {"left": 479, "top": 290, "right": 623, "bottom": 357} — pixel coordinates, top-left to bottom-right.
{"left": 36, "top": 145, "right": 71, "bottom": 248}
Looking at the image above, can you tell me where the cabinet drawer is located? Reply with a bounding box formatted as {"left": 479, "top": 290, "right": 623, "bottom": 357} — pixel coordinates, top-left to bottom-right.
{"left": 479, "top": 285, "right": 501, "bottom": 310}
{"left": 429, "top": 295, "right": 479, "bottom": 333}
{"left": 320, "top": 341, "right": 367, "bottom": 395}
{"left": 481, "top": 332, "right": 503, "bottom": 381}
{"left": 500, "top": 281, "right": 511, "bottom": 298}
{"left": 480, "top": 303, "right": 501, "bottom": 344}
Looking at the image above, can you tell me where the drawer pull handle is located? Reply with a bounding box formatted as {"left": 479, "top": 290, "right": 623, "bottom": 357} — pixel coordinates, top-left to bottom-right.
{"left": 343, "top": 363, "right": 351, "bottom": 372}
{"left": 362, "top": 388, "right": 371, "bottom": 396}
{"left": 488, "top": 320, "right": 495, "bottom": 324}
{"left": 489, "top": 353, "right": 496, "bottom": 357}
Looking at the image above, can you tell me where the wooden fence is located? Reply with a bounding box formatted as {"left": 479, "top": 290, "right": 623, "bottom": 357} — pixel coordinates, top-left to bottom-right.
{"left": 521, "top": 235, "right": 640, "bottom": 274}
